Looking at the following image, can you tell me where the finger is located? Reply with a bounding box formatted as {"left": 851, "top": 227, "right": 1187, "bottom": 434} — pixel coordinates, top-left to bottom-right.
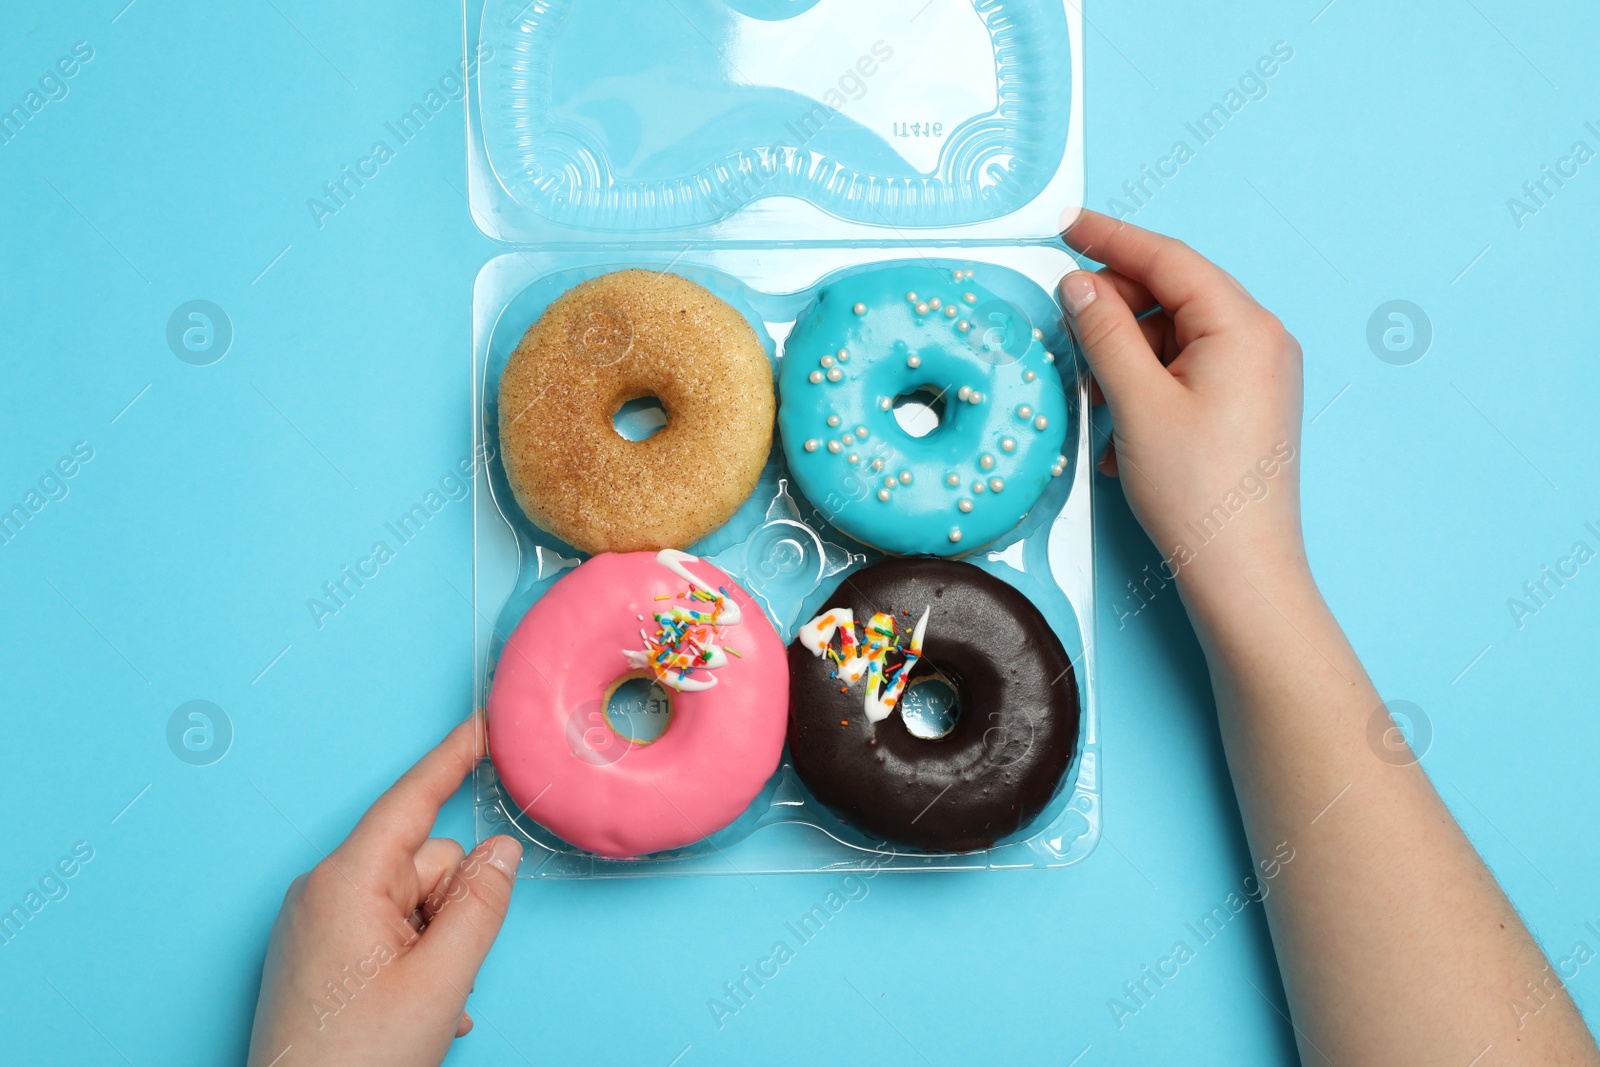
{"left": 1059, "top": 270, "right": 1172, "bottom": 410}
{"left": 456, "top": 1011, "right": 473, "bottom": 1038}
{"left": 1097, "top": 436, "right": 1120, "bottom": 478}
{"left": 1098, "top": 268, "right": 1158, "bottom": 316}
{"left": 1065, "top": 211, "right": 1257, "bottom": 330}
{"left": 415, "top": 837, "right": 467, "bottom": 900}
{"left": 341, "top": 714, "right": 485, "bottom": 870}
{"left": 408, "top": 835, "right": 522, "bottom": 992}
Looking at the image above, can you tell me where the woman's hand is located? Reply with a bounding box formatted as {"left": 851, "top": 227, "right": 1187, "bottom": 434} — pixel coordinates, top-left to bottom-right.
{"left": 246, "top": 716, "right": 523, "bottom": 1067}
{"left": 1059, "top": 210, "right": 1309, "bottom": 624}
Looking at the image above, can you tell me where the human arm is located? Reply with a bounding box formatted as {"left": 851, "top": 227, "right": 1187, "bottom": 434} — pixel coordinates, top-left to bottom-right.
{"left": 1060, "top": 209, "right": 1599, "bottom": 1064}
{"left": 246, "top": 715, "right": 524, "bottom": 1067}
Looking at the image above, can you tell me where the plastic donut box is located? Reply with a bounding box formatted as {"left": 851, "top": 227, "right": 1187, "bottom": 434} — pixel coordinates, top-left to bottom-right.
{"left": 466, "top": 0, "right": 1097, "bottom": 877}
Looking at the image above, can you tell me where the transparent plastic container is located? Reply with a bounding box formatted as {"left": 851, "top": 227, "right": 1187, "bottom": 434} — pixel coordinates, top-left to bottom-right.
{"left": 464, "top": 0, "right": 1093, "bottom": 877}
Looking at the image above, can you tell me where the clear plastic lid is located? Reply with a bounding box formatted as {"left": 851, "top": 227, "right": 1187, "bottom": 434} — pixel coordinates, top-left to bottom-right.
{"left": 465, "top": 0, "right": 1083, "bottom": 245}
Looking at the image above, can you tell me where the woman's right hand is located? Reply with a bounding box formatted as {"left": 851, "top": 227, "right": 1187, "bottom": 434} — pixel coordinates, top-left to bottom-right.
{"left": 1058, "top": 210, "right": 1310, "bottom": 625}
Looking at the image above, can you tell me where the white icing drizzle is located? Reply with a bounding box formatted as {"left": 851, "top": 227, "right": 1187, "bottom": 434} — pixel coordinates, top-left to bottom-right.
{"left": 798, "top": 605, "right": 930, "bottom": 722}
{"left": 622, "top": 551, "right": 742, "bottom": 692}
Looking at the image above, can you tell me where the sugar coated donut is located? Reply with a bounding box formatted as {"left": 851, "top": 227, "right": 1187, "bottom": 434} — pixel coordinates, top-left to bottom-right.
{"left": 488, "top": 550, "right": 787, "bottom": 858}
{"left": 499, "top": 270, "right": 775, "bottom": 555}
{"left": 778, "top": 264, "right": 1070, "bottom": 555}
{"left": 786, "top": 559, "right": 1078, "bottom": 852}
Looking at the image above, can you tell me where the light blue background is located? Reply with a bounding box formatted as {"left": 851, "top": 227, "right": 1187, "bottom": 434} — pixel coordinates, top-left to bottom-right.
{"left": 2, "top": 1, "right": 1597, "bottom": 1064}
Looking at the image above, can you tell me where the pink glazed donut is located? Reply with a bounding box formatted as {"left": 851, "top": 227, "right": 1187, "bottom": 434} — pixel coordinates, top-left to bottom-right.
{"left": 487, "top": 550, "right": 788, "bottom": 858}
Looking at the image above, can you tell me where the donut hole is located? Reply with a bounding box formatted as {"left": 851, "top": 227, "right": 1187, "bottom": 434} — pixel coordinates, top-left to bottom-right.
{"left": 602, "top": 673, "right": 673, "bottom": 744}
{"left": 898, "top": 673, "right": 962, "bottom": 741}
{"left": 612, "top": 395, "right": 669, "bottom": 442}
{"left": 891, "top": 386, "right": 947, "bottom": 439}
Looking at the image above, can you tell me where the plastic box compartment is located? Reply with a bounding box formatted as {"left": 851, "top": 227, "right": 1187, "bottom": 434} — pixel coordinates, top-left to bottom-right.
{"left": 462, "top": 0, "right": 1094, "bottom": 877}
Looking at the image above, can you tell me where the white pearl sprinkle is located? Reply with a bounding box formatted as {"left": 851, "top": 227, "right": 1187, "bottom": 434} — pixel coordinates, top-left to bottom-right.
{"left": 979, "top": 453, "right": 996, "bottom": 470}
{"left": 898, "top": 471, "right": 913, "bottom": 485}
{"left": 958, "top": 499, "right": 973, "bottom": 513}
{"left": 827, "top": 414, "right": 841, "bottom": 427}
{"left": 854, "top": 302, "right": 867, "bottom": 315}
{"left": 848, "top": 453, "right": 860, "bottom": 465}
{"left": 878, "top": 397, "right": 892, "bottom": 411}
{"left": 884, "top": 477, "right": 897, "bottom": 489}
{"left": 915, "top": 302, "right": 930, "bottom": 315}
{"left": 929, "top": 297, "right": 942, "bottom": 310}
{"left": 990, "top": 478, "right": 1005, "bottom": 493}
{"left": 1032, "top": 328, "right": 1044, "bottom": 340}
{"left": 946, "top": 473, "right": 960, "bottom": 487}
{"left": 967, "top": 392, "right": 983, "bottom": 405}
{"left": 1000, "top": 437, "right": 1016, "bottom": 453}
{"left": 958, "top": 385, "right": 972, "bottom": 401}
{"left": 871, "top": 458, "right": 885, "bottom": 471}
{"left": 828, "top": 440, "right": 842, "bottom": 454}
{"left": 855, "top": 426, "right": 869, "bottom": 439}
{"left": 906, "top": 292, "right": 918, "bottom": 302}
{"left": 1017, "top": 405, "right": 1033, "bottom": 420}
{"left": 1034, "top": 416, "right": 1049, "bottom": 430}
{"left": 957, "top": 321, "right": 971, "bottom": 333}
{"left": 1024, "top": 370, "right": 1037, "bottom": 382}
{"left": 973, "top": 481, "right": 986, "bottom": 494}
{"left": 808, "top": 370, "right": 823, "bottom": 384}
{"left": 964, "top": 292, "right": 977, "bottom": 305}
{"left": 945, "top": 306, "right": 959, "bottom": 318}
{"left": 841, "top": 432, "right": 855, "bottom": 445}
{"left": 820, "top": 354, "right": 835, "bottom": 369}
{"left": 906, "top": 355, "right": 922, "bottom": 369}
{"left": 952, "top": 270, "right": 964, "bottom": 282}
{"left": 878, "top": 489, "right": 891, "bottom": 502}
{"left": 804, "top": 439, "right": 819, "bottom": 452}
{"left": 948, "top": 527, "right": 963, "bottom": 543}
{"left": 827, "top": 368, "right": 843, "bottom": 382}
{"left": 1044, "top": 351, "right": 1055, "bottom": 363}
{"left": 838, "top": 348, "right": 849, "bottom": 360}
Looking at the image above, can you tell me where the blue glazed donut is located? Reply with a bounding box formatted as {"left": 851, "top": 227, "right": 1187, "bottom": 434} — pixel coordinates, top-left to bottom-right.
{"left": 778, "top": 265, "right": 1070, "bottom": 555}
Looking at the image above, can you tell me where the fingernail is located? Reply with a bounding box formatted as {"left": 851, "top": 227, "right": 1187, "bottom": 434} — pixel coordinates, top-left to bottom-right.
{"left": 1060, "top": 271, "right": 1098, "bottom": 318}
{"left": 484, "top": 835, "right": 522, "bottom": 879}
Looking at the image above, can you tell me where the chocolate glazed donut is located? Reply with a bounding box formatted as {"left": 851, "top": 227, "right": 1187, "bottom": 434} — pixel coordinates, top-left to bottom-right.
{"left": 786, "top": 559, "right": 1079, "bottom": 852}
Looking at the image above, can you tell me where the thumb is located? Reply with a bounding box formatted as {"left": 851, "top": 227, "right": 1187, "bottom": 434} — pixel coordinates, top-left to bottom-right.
{"left": 409, "top": 835, "right": 521, "bottom": 991}
{"left": 1058, "top": 270, "right": 1168, "bottom": 412}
